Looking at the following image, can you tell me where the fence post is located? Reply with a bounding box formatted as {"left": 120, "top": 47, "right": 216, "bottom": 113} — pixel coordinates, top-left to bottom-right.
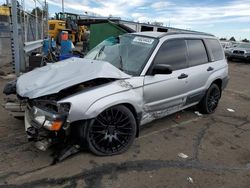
{"left": 34, "top": 0, "right": 38, "bottom": 40}
{"left": 10, "top": 0, "right": 20, "bottom": 75}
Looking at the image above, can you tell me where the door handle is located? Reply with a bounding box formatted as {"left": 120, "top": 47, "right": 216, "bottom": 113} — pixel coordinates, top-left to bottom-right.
{"left": 178, "top": 73, "right": 188, "bottom": 79}
{"left": 207, "top": 66, "right": 214, "bottom": 71}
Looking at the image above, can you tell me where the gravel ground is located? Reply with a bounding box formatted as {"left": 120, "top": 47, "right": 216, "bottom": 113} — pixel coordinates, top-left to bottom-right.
{"left": 0, "top": 61, "right": 250, "bottom": 188}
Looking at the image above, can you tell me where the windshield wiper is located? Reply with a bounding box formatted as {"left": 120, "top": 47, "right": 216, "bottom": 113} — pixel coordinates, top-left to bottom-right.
{"left": 94, "top": 45, "right": 105, "bottom": 60}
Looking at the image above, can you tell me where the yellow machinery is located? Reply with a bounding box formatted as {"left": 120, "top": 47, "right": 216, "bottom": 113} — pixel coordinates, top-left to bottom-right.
{"left": 0, "top": 6, "right": 10, "bottom": 16}
{"left": 48, "top": 12, "right": 87, "bottom": 45}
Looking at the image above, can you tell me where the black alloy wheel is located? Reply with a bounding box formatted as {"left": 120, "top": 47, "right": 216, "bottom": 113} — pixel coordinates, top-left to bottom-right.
{"left": 86, "top": 105, "right": 136, "bottom": 156}
{"left": 199, "top": 84, "right": 221, "bottom": 114}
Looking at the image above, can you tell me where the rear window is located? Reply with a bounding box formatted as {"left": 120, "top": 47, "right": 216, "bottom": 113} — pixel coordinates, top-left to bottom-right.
{"left": 187, "top": 39, "right": 208, "bottom": 66}
{"left": 206, "top": 39, "right": 224, "bottom": 61}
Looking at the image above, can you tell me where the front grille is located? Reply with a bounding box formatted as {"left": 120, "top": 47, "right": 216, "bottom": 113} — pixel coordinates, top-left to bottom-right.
{"left": 233, "top": 50, "right": 244, "bottom": 54}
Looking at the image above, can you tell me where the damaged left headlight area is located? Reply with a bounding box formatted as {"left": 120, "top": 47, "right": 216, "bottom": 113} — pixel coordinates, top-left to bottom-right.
{"left": 25, "top": 99, "right": 71, "bottom": 151}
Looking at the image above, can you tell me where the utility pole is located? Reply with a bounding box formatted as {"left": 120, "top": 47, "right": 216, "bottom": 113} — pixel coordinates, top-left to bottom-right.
{"left": 62, "top": 0, "right": 64, "bottom": 13}
{"left": 44, "top": 0, "right": 48, "bottom": 38}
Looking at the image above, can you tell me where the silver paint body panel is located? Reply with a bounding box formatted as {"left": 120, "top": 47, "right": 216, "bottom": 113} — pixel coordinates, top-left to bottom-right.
{"left": 17, "top": 32, "right": 228, "bottom": 126}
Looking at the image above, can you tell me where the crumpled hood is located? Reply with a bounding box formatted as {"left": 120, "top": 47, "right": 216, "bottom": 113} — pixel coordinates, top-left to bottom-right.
{"left": 16, "top": 57, "right": 131, "bottom": 99}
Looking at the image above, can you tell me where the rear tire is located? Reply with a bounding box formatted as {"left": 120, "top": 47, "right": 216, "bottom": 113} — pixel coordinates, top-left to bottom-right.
{"left": 198, "top": 84, "right": 221, "bottom": 114}
{"left": 78, "top": 105, "right": 137, "bottom": 156}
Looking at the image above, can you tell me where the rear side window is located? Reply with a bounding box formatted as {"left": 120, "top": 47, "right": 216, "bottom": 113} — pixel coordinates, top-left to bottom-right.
{"left": 154, "top": 39, "right": 188, "bottom": 70}
{"left": 206, "top": 39, "right": 224, "bottom": 61}
{"left": 187, "top": 39, "right": 208, "bottom": 66}
{"left": 141, "top": 26, "right": 154, "bottom": 31}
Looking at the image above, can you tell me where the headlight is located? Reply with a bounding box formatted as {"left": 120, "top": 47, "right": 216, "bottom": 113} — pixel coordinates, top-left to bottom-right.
{"left": 44, "top": 120, "right": 63, "bottom": 131}
{"left": 34, "top": 115, "right": 46, "bottom": 125}
{"left": 32, "top": 106, "right": 65, "bottom": 131}
{"left": 33, "top": 107, "right": 46, "bottom": 124}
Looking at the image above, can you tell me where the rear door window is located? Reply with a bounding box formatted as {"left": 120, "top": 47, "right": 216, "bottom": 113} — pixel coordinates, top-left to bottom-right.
{"left": 205, "top": 39, "right": 224, "bottom": 61}
{"left": 153, "top": 39, "right": 188, "bottom": 70}
{"left": 187, "top": 39, "right": 208, "bottom": 67}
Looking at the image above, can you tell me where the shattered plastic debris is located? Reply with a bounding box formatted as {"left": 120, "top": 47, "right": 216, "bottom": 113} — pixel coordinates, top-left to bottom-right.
{"left": 194, "top": 111, "right": 203, "bottom": 117}
{"left": 178, "top": 153, "right": 189, "bottom": 159}
{"left": 227, "top": 108, "right": 235, "bottom": 112}
{"left": 187, "top": 177, "right": 194, "bottom": 184}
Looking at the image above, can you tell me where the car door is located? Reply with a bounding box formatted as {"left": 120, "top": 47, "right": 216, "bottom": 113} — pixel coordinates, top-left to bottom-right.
{"left": 184, "top": 39, "right": 211, "bottom": 105}
{"left": 143, "top": 39, "right": 189, "bottom": 112}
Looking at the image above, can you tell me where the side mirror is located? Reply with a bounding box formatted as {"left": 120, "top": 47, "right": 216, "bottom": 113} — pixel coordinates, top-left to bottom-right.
{"left": 151, "top": 64, "right": 173, "bottom": 75}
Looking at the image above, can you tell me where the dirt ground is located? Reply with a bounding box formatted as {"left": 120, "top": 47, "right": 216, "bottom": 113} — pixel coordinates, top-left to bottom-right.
{"left": 0, "top": 61, "right": 250, "bottom": 188}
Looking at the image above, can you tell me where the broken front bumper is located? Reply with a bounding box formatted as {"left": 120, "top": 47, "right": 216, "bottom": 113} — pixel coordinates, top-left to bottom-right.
{"left": 25, "top": 103, "right": 69, "bottom": 149}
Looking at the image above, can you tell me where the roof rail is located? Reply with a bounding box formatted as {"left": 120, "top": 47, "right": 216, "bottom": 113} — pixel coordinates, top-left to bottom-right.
{"left": 159, "top": 31, "right": 215, "bottom": 38}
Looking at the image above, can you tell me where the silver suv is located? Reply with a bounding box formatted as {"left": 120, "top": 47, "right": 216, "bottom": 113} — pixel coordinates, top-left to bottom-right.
{"left": 226, "top": 43, "right": 250, "bottom": 62}
{"left": 14, "top": 32, "right": 228, "bottom": 156}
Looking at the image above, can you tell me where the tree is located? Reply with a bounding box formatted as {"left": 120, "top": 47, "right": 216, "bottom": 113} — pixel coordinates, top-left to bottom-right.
{"left": 220, "top": 38, "right": 227, "bottom": 41}
{"left": 229, "top": 37, "right": 236, "bottom": 41}
{"left": 242, "top": 38, "right": 249, "bottom": 43}
{"left": 151, "top": 21, "right": 164, "bottom": 26}
{"left": 31, "top": 7, "right": 46, "bottom": 18}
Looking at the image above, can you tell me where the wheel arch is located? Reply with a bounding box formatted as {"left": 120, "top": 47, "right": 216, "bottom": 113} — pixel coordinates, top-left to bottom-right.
{"left": 83, "top": 94, "right": 143, "bottom": 137}
{"left": 211, "top": 78, "right": 222, "bottom": 93}
{"left": 121, "top": 103, "right": 141, "bottom": 137}
{"left": 70, "top": 102, "right": 141, "bottom": 149}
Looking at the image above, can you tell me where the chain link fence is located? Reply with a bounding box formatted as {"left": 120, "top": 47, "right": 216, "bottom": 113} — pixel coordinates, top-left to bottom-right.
{"left": 0, "top": 0, "right": 48, "bottom": 73}
{"left": 0, "top": 7, "right": 11, "bottom": 68}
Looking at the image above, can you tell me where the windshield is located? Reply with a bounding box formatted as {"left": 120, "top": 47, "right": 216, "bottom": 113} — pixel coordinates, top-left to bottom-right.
{"left": 238, "top": 43, "right": 250, "bottom": 48}
{"left": 84, "top": 34, "right": 158, "bottom": 76}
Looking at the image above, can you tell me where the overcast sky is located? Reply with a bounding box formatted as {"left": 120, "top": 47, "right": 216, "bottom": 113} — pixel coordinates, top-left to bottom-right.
{"left": 2, "top": 0, "right": 250, "bottom": 40}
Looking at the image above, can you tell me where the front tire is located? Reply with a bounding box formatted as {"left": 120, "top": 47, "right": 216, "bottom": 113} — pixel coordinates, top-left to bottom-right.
{"left": 81, "top": 105, "right": 137, "bottom": 156}
{"left": 199, "top": 84, "right": 221, "bottom": 114}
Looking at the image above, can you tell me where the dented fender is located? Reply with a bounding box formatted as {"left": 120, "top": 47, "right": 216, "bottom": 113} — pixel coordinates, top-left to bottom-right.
{"left": 85, "top": 87, "right": 143, "bottom": 119}
{"left": 58, "top": 78, "right": 144, "bottom": 122}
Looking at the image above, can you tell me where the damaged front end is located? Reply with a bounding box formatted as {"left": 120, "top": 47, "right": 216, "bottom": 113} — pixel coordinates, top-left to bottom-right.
{"left": 3, "top": 57, "right": 134, "bottom": 159}
{"left": 23, "top": 98, "right": 83, "bottom": 161}
{"left": 22, "top": 78, "right": 114, "bottom": 151}
{"left": 25, "top": 100, "right": 69, "bottom": 149}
